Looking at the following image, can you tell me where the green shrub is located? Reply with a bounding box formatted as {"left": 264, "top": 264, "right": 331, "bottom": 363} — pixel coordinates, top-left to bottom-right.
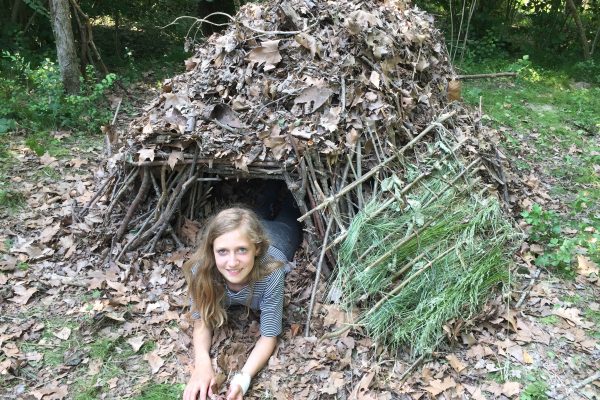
{"left": 521, "top": 204, "right": 561, "bottom": 243}
{"left": 521, "top": 203, "right": 599, "bottom": 277}
{"left": 521, "top": 379, "right": 549, "bottom": 400}
{"left": 571, "top": 59, "right": 600, "bottom": 84}
{"left": 0, "top": 51, "right": 116, "bottom": 135}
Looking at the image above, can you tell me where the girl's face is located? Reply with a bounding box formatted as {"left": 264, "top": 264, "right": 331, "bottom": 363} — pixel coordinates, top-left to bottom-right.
{"left": 213, "top": 228, "right": 257, "bottom": 290}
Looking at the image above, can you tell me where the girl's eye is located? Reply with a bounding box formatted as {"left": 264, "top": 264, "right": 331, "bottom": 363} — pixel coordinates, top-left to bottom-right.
{"left": 216, "top": 249, "right": 227, "bottom": 256}
{"left": 237, "top": 248, "right": 247, "bottom": 254}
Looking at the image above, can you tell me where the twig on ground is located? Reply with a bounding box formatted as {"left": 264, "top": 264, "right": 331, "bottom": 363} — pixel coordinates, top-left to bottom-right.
{"left": 556, "top": 371, "right": 600, "bottom": 400}
{"left": 515, "top": 269, "right": 542, "bottom": 308}
{"left": 397, "top": 354, "right": 426, "bottom": 382}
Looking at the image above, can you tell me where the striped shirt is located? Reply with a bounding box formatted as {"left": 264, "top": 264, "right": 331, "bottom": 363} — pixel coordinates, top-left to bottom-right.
{"left": 190, "top": 245, "right": 287, "bottom": 337}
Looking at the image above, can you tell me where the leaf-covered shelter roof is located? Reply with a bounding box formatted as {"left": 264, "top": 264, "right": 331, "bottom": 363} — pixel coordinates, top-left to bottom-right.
{"left": 122, "top": 0, "right": 454, "bottom": 171}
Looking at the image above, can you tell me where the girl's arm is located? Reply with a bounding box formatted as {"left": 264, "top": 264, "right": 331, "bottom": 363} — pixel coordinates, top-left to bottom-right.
{"left": 227, "top": 268, "right": 285, "bottom": 399}
{"left": 241, "top": 335, "right": 278, "bottom": 376}
{"left": 227, "top": 335, "right": 278, "bottom": 400}
{"left": 183, "top": 319, "right": 215, "bottom": 400}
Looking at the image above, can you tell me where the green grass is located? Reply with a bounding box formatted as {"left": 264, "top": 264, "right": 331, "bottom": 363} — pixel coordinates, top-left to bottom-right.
{"left": 334, "top": 160, "right": 519, "bottom": 356}
{"left": 16, "top": 261, "right": 29, "bottom": 271}
{"left": 7, "top": 306, "right": 159, "bottom": 399}
{"left": 133, "top": 383, "right": 185, "bottom": 400}
{"left": 19, "top": 317, "right": 82, "bottom": 367}
{"left": 0, "top": 189, "right": 25, "bottom": 212}
{"left": 460, "top": 56, "right": 600, "bottom": 277}
{"left": 521, "top": 379, "right": 549, "bottom": 400}
{"left": 538, "top": 315, "right": 559, "bottom": 325}
{"left": 560, "top": 294, "right": 584, "bottom": 305}
{"left": 585, "top": 308, "right": 600, "bottom": 339}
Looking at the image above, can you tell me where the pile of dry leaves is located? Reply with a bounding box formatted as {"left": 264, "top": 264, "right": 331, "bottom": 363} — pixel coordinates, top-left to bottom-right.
{"left": 125, "top": 0, "right": 452, "bottom": 166}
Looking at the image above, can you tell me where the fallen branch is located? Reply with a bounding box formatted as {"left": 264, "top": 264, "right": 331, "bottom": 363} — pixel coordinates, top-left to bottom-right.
{"left": 397, "top": 354, "right": 426, "bottom": 382}
{"left": 556, "top": 371, "right": 600, "bottom": 400}
{"left": 456, "top": 72, "right": 517, "bottom": 80}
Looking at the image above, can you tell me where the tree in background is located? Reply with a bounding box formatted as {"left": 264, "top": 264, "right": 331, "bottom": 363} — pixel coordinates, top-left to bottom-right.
{"left": 49, "top": 0, "right": 80, "bottom": 93}
{"left": 413, "top": 0, "right": 599, "bottom": 64}
{"left": 566, "top": 0, "right": 591, "bottom": 59}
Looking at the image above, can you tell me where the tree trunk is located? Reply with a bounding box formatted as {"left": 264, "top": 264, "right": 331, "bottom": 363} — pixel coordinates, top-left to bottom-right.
{"left": 11, "top": 0, "right": 23, "bottom": 24}
{"left": 565, "top": 0, "right": 591, "bottom": 60}
{"left": 49, "top": 0, "right": 80, "bottom": 94}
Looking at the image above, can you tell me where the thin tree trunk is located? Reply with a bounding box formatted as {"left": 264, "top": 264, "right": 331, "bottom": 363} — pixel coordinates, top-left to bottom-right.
{"left": 11, "top": 0, "right": 23, "bottom": 24}
{"left": 49, "top": 0, "right": 80, "bottom": 94}
{"left": 565, "top": 0, "right": 590, "bottom": 60}
{"left": 591, "top": 24, "right": 600, "bottom": 56}
{"left": 114, "top": 10, "right": 121, "bottom": 59}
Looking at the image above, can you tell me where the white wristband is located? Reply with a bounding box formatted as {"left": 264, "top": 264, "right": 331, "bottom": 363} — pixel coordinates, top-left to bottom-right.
{"left": 231, "top": 372, "right": 251, "bottom": 395}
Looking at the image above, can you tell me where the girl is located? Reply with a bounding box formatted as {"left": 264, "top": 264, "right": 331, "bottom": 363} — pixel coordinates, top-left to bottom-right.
{"left": 183, "top": 191, "right": 301, "bottom": 400}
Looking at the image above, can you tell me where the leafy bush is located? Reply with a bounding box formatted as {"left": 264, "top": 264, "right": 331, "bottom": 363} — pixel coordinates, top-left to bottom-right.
{"left": 521, "top": 379, "right": 549, "bottom": 400}
{"left": 0, "top": 51, "right": 116, "bottom": 135}
{"left": 521, "top": 203, "right": 599, "bottom": 277}
{"left": 571, "top": 59, "right": 600, "bottom": 84}
{"left": 467, "top": 30, "right": 510, "bottom": 62}
{"left": 521, "top": 204, "right": 561, "bottom": 243}
{"left": 535, "top": 238, "right": 576, "bottom": 275}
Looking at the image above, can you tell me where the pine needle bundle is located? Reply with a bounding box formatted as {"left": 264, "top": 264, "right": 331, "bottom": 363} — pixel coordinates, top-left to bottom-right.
{"left": 334, "top": 162, "right": 519, "bottom": 356}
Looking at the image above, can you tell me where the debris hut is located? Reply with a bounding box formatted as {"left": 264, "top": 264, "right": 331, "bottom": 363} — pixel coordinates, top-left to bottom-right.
{"left": 87, "top": 0, "right": 518, "bottom": 354}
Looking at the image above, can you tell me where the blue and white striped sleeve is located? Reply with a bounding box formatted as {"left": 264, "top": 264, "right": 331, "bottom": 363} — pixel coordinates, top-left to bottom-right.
{"left": 258, "top": 268, "right": 285, "bottom": 337}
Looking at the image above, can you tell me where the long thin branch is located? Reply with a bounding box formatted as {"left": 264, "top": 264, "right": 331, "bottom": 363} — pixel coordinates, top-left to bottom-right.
{"left": 305, "top": 218, "right": 334, "bottom": 337}
{"left": 298, "top": 111, "right": 457, "bottom": 222}
{"left": 556, "top": 371, "right": 600, "bottom": 400}
{"left": 106, "top": 168, "right": 139, "bottom": 215}
{"left": 160, "top": 12, "right": 318, "bottom": 36}
{"left": 114, "top": 167, "right": 150, "bottom": 242}
{"left": 68, "top": 0, "right": 109, "bottom": 74}
{"left": 321, "top": 246, "right": 457, "bottom": 341}
{"left": 591, "top": 24, "right": 600, "bottom": 56}
{"left": 459, "top": 0, "right": 477, "bottom": 62}
{"left": 326, "top": 139, "right": 469, "bottom": 250}
{"left": 456, "top": 72, "right": 517, "bottom": 79}
{"left": 79, "top": 171, "right": 116, "bottom": 217}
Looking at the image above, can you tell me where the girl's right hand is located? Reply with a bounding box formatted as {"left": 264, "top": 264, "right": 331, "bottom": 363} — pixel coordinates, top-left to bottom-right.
{"left": 183, "top": 366, "right": 216, "bottom": 400}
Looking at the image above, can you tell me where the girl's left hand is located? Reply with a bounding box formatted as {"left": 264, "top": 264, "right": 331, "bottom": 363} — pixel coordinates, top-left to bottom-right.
{"left": 225, "top": 384, "right": 243, "bottom": 400}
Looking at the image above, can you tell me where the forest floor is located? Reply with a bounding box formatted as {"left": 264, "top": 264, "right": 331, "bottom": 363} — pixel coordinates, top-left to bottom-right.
{"left": 1, "top": 74, "right": 599, "bottom": 400}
